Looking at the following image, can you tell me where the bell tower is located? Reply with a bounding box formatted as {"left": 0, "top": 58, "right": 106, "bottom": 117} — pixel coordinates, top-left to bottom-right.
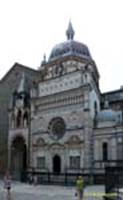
{"left": 8, "top": 72, "right": 30, "bottom": 179}
{"left": 10, "top": 72, "right": 30, "bottom": 129}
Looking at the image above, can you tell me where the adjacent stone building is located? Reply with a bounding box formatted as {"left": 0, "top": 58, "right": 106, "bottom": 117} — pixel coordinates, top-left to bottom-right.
{"left": 1, "top": 22, "right": 123, "bottom": 181}
{"left": 0, "top": 63, "right": 39, "bottom": 174}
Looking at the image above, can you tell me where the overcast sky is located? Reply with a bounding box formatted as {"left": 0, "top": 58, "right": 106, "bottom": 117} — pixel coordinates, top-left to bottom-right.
{"left": 0, "top": 0, "right": 123, "bottom": 92}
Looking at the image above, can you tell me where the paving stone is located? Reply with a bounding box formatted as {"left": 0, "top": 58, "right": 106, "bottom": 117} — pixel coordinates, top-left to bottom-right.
{"left": 0, "top": 181, "right": 104, "bottom": 200}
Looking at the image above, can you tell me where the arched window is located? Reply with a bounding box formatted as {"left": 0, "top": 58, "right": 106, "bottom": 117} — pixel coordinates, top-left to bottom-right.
{"left": 23, "top": 111, "right": 29, "bottom": 126}
{"left": 11, "top": 113, "right": 15, "bottom": 128}
{"left": 94, "top": 101, "right": 98, "bottom": 116}
{"left": 16, "top": 110, "right": 22, "bottom": 127}
{"left": 85, "top": 74, "right": 88, "bottom": 82}
{"left": 102, "top": 142, "right": 108, "bottom": 161}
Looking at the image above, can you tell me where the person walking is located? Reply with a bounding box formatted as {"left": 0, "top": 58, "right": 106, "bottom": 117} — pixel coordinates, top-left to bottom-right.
{"left": 4, "top": 170, "right": 12, "bottom": 200}
{"left": 76, "top": 176, "right": 84, "bottom": 200}
{"left": 33, "top": 174, "right": 37, "bottom": 186}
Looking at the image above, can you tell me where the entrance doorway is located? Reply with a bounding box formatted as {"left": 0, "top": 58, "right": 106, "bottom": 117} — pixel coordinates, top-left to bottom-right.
{"left": 11, "top": 136, "right": 27, "bottom": 180}
{"left": 53, "top": 155, "right": 61, "bottom": 173}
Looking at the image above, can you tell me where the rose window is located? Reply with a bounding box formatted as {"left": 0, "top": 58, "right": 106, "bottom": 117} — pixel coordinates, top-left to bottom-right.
{"left": 48, "top": 117, "right": 66, "bottom": 140}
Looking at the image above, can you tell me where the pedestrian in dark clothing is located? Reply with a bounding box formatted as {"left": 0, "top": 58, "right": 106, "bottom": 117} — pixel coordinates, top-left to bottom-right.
{"left": 4, "top": 170, "right": 12, "bottom": 200}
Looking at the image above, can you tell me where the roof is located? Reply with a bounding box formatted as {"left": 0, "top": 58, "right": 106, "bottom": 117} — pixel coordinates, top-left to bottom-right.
{"left": 49, "top": 40, "right": 92, "bottom": 62}
{"left": 102, "top": 88, "right": 123, "bottom": 103}
{"left": 0, "top": 62, "right": 39, "bottom": 83}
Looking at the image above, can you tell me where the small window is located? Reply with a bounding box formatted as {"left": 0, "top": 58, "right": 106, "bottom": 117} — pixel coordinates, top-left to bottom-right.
{"left": 37, "top": 157, "right": 45, "bottom": 169}
{"left": 70, "top": 156, "right": 80, "bottom": 169}
{"left": 102, "top": 142, "right": 108, "bottom": 161}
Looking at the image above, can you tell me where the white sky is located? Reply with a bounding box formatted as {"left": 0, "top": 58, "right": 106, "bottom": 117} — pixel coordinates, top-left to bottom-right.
{"left": 0, "top": 0, "right": 123, "bottom": 93}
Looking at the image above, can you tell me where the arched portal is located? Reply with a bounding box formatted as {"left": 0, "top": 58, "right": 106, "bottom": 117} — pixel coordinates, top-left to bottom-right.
{"left": 53, "top": 155, "right": 61, "bottom": 174}
{"left": 11, "top": 136, "right": 27, "bottom": 180}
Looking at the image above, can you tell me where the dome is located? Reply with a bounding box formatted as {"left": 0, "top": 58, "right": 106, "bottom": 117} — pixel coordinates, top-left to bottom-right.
{"left": 97, "top": 110, "right": 117, "bottom": 122}
{"left": 49, "top": 40, "right": 92, "bottom": 61}
{"left": 48, "top": 21, "right": 92, "bottom": 62}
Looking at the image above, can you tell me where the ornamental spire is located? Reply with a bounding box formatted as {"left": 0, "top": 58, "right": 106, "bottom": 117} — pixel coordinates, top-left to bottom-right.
{"left": 18, "top": 72, "right": 26, "bottom": 93}
{"left": 41, "top": 53, "right": 46, "bottom": 65}
{"left": 66, "top": 20, "right": 75, "bottom": 40}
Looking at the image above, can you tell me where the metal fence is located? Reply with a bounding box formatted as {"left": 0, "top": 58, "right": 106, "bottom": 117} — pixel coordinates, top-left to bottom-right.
{"left": 105, "top": 166, "right": 123, "bottom": 200}
{"left": 21, "top": 171, "right": 90, "bottom": 186}
{"left": 21, "top": 169, "right": 106, "bottom": 186}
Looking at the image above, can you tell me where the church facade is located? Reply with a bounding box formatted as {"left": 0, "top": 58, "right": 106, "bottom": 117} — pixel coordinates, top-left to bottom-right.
{"left": 6, "top": 22, "right": 123, "bottom": 181}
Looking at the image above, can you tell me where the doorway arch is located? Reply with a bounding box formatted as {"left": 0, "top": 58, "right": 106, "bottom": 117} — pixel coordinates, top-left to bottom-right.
{"left": 53, "top": 154, "right": 61, "bottom": 174}
{"left": 11, "top": 135, "right": 27, "bottom": 180}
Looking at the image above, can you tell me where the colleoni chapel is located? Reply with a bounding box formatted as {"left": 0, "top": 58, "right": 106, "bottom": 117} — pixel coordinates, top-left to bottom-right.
{"left": 0, "top": 22, "right": 123, "bottom": 180}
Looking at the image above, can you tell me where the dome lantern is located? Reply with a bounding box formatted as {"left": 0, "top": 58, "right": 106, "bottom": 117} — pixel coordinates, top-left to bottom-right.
{"left": 66, "top": 21, "right": 75, "bottom": 40}
{"left": 41, "top": 54, "right": 47, "bottom": 66}
{"left": 48, "top": 22, "right": 92, "bottom": 61}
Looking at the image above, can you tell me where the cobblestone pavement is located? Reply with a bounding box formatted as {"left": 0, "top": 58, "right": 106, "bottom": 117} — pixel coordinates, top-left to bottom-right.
{"left": 0, "top": 181, "right": 105, "bottom": 200}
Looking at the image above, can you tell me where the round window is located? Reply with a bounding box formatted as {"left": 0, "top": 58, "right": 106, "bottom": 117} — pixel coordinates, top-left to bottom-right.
{"left": 48, "top": 117, "right": 66, "bottom": 140}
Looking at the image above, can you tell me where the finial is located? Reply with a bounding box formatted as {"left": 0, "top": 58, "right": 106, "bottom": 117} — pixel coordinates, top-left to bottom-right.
{"left": 66, "top": 20, "right": 75, "bottom": 40}
{"left": 41, "top": 53, "right": 46, "bottom": 65}
{"left": 18, "top": 72, "right": 26, "bottom": 93}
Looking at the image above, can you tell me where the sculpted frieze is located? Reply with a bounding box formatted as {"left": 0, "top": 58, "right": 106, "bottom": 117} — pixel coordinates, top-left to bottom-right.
{"left": 65, "top": 135, "right": 82, "bottom": 147}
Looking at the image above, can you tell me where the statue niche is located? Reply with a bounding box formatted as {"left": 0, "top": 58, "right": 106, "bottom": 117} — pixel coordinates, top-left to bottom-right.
{"left": 55, "top": 63, "right": 64, "bottom": 77}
